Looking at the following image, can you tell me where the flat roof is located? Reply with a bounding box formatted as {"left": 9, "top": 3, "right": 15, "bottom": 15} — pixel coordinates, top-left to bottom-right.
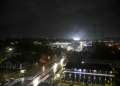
{"left": 64, "top": 62, "right": 113, "bottom": 71}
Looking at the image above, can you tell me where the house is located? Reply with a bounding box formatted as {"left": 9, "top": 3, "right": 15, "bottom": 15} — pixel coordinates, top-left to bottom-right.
{"left": 0, "top": 56, "right": 28, "bottom": 70}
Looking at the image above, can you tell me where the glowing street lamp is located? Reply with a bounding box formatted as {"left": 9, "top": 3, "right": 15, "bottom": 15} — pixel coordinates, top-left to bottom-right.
{"left": 73, "top": 38, "right": 80, "bottom": 41}
{"left": 82, "top": 61, "right": 84, "bottom": 63}
{"left": 53, "top": 63, "right": 57, "bottom": 74}
{"left": 9, "top": 48, "right": 12, "bottom": 51}
{"left": 20, "top": 70, "right": 25, "bottom": 78}
{"left": 33, "top": 77, "right": 39, "bottom": 86}
{"left": 60, "top": 59, "right": 64, "bottom": 66}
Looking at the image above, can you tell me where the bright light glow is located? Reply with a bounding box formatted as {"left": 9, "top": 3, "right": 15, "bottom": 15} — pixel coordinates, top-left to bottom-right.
{"left": 9, "top": 48, "right": 12, "bottom": 51}
{"left": 73, "top": 38, "right": 80, "bottom": 40}
{"left": 67, "top": 46, "right": 73, "bottom": 51}
{"left": 94, "top": 70, "right": 96, "bottom": 72}
{"left": 20, "top": 70, "right": 24, "bottom": 73}
{"left": 61, "top": 45, "right": 63, "bottom": 48}
{"left": 57, "top": 74, "right": 60, "bottom": 78}
{"left": 60, "top": 59, "right": 64, "bottom": 66}
{"left": 82, "top": 61, "right": 84, "bottom": 63}
{"left": 53, "top": 63, "right": 57, "bottom": 74}
{"left": 34, "top": 77, "right": 39, "bottom": 86}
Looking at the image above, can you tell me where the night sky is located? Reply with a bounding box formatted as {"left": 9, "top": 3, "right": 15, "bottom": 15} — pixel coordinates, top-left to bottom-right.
{"left": 0, "top": 0, "right": 120, "bottom": 39}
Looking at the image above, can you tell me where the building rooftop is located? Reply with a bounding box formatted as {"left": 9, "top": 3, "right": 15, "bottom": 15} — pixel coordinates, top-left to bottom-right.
{"left": 65, "top": 62, "right": 113, "bottom": 71}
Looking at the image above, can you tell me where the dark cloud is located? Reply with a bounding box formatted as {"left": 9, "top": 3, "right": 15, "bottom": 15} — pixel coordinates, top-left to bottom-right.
{"left": 0, "top": 0, "right": 120, "bottom": 39}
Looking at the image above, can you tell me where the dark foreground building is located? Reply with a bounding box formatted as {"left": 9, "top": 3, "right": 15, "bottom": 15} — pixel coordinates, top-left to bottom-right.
{"left": 63, "top": 62, "right": 115, "bottom": 85}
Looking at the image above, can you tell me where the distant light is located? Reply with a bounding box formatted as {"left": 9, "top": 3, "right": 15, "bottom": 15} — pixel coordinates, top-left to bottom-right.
{"left": 9, "top": 48, "right": 12, "bottom": 51}
{"left": 60, "top": 59, "right": 64, "bottom": 66}
{"left": 73, "top": 38, "right": 80, "bottom": 40}
{"left": 20, "top": 70, "right": 24, "bottom": 73}
{"left": 82, "top": 61, "right": 84, "bottom": 63}
{"left": 78, "top": 69, "right": 81, "bottom": 72}
{"left": 53, "top": 63, "right": 57, "bottom": 74}
{"left": 11, "top": 42, "right": 14, "bottom": 45}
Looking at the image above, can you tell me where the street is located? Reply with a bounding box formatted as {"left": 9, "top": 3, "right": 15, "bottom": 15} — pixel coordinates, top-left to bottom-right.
{"left": 6, "top": 58, "right": 62, "bottom": 86}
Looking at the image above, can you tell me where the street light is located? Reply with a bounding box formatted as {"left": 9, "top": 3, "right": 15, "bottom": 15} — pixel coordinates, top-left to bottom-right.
{"left": 60, "top": 59, "right": 64, "bottom": 66}
{"left": 33, "top": 77, "right": 39, "bottom": 86}
{"left": 73, "top": 38, "right": 80, "bottom": 41}
{"left": 20, "top": 70, "right": 25, "bottom": 78}
{"left": 53, "top": 63, "right": 57, "bottom": 74}
{"left": 9, "top": 48, "right": 12, "bottom": 51}
{"left": 82, "top": 61, "right": 84, "bottom": 63}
